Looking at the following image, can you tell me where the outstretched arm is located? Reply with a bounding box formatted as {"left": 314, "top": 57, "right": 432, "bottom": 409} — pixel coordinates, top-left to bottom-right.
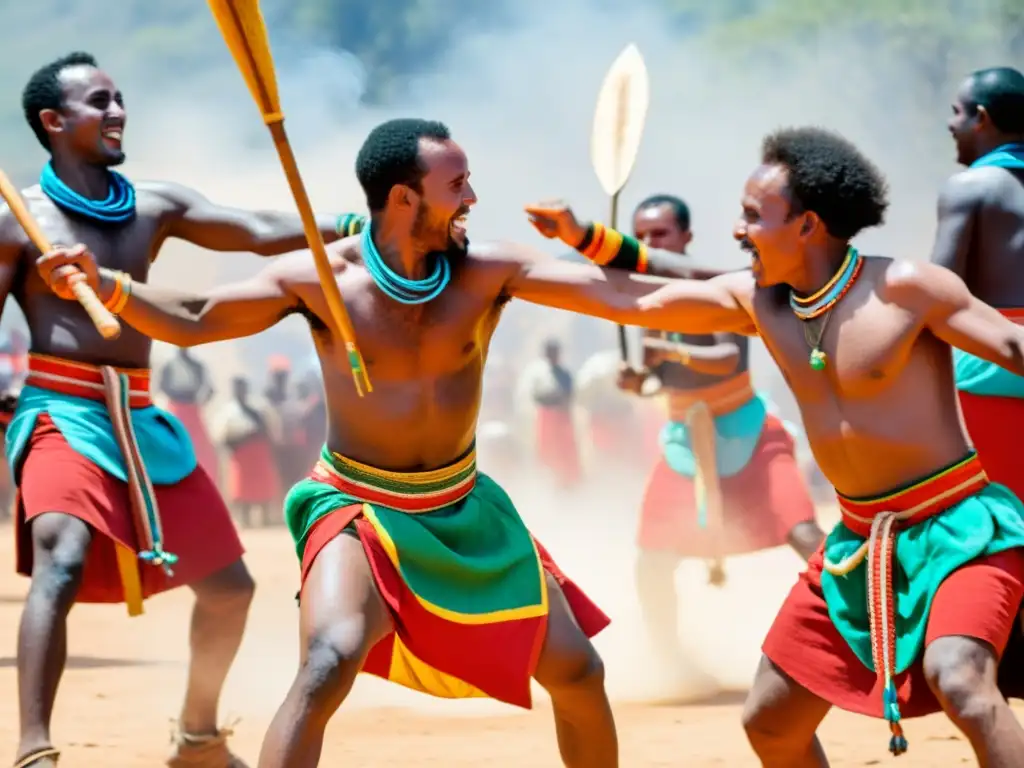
{"left": 37, "top": 247, "right": 302, "bottom": 348}
{"left": 493, "top": 241, "right": 757, "bottom": 336}
{"left": 894, "top": 261, "right": 1024, "bottom": 375}
{"left": 571, "top": 221, "right": 720, "bottom": 279}
{"left": 147, "top": 181, "right": 365, "bottom": 257}
{"left": 643, "top": 332, "right": 742, "bottom": 377}
{"left": 525, "top": 202, "right": 725, "bottom": 279}
{"left": 927, "top": 175, "right": 980, "bottom": 278}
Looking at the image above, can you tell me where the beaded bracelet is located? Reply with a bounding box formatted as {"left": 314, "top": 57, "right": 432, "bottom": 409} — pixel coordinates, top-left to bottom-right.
{"left": 102, "top": 270, "right": 132, "bottom": 314}
{"left": 574, "top": 222, "right": 649, "bottom": 273}
{"left": 336, "top": 213, "right": 367, "bottom": 238}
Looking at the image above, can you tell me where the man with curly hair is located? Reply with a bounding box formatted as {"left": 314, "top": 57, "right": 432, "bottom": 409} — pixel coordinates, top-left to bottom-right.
{"left": 612, "top": 191, "right": 822, "bottom": 696}
{"left": 39, "top": 117, "right": 1024, "bottom": 765}
{"left": 527, "top": 126, "right": 1024, "bottom": 765}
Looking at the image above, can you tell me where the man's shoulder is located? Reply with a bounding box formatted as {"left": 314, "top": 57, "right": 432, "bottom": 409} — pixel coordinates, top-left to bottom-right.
{"left": 876, "top": 257, "right": 967, "bottom": 308}
{"left": 461, "top": 240, "right": 527, "bottom": 282}
{"left": 941, "top": 165, "right": 1016, "bottom": 208}
{"left": 134, "top": 179, "right": 189, "bottom": 197}
{"left": 134, "top": 179, "right": 195, "bottom": 210}
{"left": 466, "top": 240, "right": 521, "bottom": 262}
{"left": 0, "top": 187, "right": 41, "bottom": 248}
{"left": 713, "top": 268, "right": 757, "bottom": 307}
{"left": 266, "top": 241, "right": 354, "bottom": 284}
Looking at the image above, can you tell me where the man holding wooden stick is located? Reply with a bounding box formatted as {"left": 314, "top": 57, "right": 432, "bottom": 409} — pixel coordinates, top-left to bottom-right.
{"left": 5, "top": 51, "right": 364, "bottom": 768}
{"left": 567, "top": 191, "right": 822, "bottom": 691}
{"left": 38, "top": 117, "right": 629, "bottom": 768}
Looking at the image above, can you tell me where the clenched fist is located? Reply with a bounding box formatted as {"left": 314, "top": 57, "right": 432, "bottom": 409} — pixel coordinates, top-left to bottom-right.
{"left": 524, "top": 200, "right": 587, "bottom": 247}
{"left": 36, "top": 244, "right": 101, "bottom": 300}
{"left": 616, "top": 365, "right": 647, "bottom": 394}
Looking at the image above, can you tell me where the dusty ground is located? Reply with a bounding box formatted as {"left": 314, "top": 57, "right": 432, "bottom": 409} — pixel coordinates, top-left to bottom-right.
{"left": 0, "top": 477, "right": 1015, "bottom": 766}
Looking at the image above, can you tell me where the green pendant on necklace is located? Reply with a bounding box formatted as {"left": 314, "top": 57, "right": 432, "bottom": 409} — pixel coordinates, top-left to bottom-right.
{"left": 790, "top": 247, "right": 865, "bottom": 370}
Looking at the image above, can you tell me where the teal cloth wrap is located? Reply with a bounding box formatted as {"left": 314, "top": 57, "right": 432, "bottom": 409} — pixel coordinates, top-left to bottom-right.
{"left": 659, "top": 393, "right": 766, "bottom": 480}
{"left": 660, "top": 392, "right": 766, "bottom": 527}
{"left": 954, "top": 345, "right": 1024, "bottom": 398}
{"left": 820, "top": 482, "right": 1024, "bottom": 674}
{"left": 954, "top": 142, "right": 1024, "bottom": 396}
{"left": 6, "top": 385, "right": 197, "bottom": 484}
{"left": 970, "top": 141, "right": 1024, "bottom": 171}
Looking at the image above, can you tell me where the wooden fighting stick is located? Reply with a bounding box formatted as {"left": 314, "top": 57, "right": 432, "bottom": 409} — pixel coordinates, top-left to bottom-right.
{"left": 590, "top": 43, "right": 650, "bottom": 362}
{"left": 0, "top": 171, "right": 120, "bottom": 340}
{"left": 206, "top": 0, "right": 372, "bottom": 396}
{"left": 687, "top": 401, "right": 727, "bottom": 587}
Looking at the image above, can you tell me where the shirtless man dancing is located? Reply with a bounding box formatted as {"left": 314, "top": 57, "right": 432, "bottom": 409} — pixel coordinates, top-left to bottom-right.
{"left": 930, "top": 67, "right": 1024, "bottom": 512}
{"left": 37, "top": 118, "right": 617, "bottom": 768}
{"left": 613, "top": 193, "right": 821, "bottom": 689}
{"left": 525, "top": 127, "right": 1024, "bottom": 765}
{"left": 43, "top": 117, "right": 1024, "bottom": 765}
{"left": 6, "top": 51, "right": 363, "bottom": 768}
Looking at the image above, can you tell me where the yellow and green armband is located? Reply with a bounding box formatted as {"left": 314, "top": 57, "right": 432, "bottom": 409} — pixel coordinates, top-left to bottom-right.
{"left": 336, "top": 213, "right": 367, "bottom": 237}
{"left": 574, "top": 222, "right": 649, "bottom": 274}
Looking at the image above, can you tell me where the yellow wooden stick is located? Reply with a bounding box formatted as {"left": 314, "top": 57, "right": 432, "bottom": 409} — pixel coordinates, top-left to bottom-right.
{"left": 0, "top": 170, "right": 121, "bottom": 340}
{"left": 207, "top": 0, "right": 371, "bottom": 395}
{"left": 114, "top": 542, "right": 144, "bottom": 616}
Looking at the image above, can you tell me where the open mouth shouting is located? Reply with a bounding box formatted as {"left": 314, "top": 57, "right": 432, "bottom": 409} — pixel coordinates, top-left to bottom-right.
{"left": 739, "top": 237, "right": 759, "bottom": 265}
{"left": 450, "top": 210, "right": 469, "bottom": 239}
{"left": 101, "top": 122, "right": 124, "bottom": 151}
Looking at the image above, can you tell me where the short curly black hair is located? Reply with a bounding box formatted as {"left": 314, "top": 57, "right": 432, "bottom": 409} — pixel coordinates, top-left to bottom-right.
{"left": 355, "top": 118, "right": 451, "bottom": 212}
{"left": 22, "top": 51, "right": 99, "bottom": 151}
{"left": 761, "top": 127, "right": 889, "bottom": 240}
{"left": 965, "top": 67, "right": 1024, "bottom": 134}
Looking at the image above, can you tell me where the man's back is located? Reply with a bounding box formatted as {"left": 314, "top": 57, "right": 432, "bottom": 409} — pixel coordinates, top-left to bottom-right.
{"left": 960, "top": 167, "right": 1024, "bottom": 305}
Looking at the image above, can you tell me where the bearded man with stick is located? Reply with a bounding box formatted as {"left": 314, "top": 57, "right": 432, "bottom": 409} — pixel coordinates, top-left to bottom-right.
{"left": 597, "top": 192, "right": 822, "bottom": 692}
{"left": 36, "top": 117, "right": 632, "bottom": 768}
{"left": 4, "top": 51, "right": 365, "bottom": 768}
{"left": 47, "top": 110, "right": 1024, "bottom": 764}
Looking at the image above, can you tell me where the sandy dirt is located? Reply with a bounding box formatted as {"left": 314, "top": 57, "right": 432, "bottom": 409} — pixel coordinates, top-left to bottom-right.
{"left": 0, "top": 473, "right": 1016, "bottom": 766}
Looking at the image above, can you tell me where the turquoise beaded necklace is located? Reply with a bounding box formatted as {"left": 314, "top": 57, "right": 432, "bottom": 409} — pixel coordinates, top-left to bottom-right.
{"left": 789, "top": 247, "right": 864, "bottom": 370}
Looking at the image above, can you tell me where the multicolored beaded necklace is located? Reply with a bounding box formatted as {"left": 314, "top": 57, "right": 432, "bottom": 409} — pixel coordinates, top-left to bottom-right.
{"left": 789, "top": 247, "right": 864, "bottom": 370}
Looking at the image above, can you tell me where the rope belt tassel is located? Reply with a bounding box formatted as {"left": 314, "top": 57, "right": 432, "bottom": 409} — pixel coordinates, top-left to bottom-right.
{"left": 823, "top": 510, "right": 908, "bottom": 756}
{"left": 101, "top": 367, "right": 179, "bottom": 604}
{"left": 866, "top": 512, "right": 908, "bottom": 756}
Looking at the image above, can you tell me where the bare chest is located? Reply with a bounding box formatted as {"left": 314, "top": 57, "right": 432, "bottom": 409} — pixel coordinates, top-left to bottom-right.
{"left": 20, "top": 189, "right": 164, "bottom": 279}
{"left": 754, "top": 288, "right": 921, "bottom": 400}
{"left": 299, "top": 268, "right": 500, "bottom": 379}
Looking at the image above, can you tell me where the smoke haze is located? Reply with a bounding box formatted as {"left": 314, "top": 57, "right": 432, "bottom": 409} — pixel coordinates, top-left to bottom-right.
{"left": 0, "top": 0, "right": 1018, "bottom": 709}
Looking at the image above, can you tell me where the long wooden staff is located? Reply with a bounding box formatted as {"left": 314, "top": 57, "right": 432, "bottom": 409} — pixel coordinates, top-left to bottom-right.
{"left": 590, "top": 43, "right": 650, "bottom": 363}
{"left": 0, "top": 171, "right": 120, "bottom": 339}
{"left": 206, "top": 0, "right": 372, "bottom": 396}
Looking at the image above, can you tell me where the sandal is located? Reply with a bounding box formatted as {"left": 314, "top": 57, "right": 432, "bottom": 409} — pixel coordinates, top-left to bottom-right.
{"left": 13, "top": 747, "right": 60, "bottom": 768}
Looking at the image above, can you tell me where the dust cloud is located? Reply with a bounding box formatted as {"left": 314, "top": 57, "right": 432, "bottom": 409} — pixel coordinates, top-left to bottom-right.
{"left": 0, "top": 0, "right": 1016, "bottom": 716}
